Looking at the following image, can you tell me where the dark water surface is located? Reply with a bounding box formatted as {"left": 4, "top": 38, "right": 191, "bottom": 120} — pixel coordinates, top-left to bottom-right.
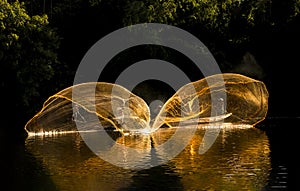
{"left": 1, "top": 118, "right": 298, "bottom": 191}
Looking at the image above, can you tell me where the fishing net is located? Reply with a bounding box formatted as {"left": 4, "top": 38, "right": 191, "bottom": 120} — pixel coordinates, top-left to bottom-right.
{"left": 24, "top": 73, "right": 268, "bottom": 134}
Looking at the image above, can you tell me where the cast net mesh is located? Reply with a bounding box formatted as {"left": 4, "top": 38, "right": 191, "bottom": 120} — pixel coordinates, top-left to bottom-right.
{"left": 24, "top": 73, "right": 268, "bottom": 134}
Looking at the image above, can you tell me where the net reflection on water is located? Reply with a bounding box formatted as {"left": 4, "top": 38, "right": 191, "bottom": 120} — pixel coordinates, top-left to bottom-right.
{"left": 25, "top": 126, "right": 271, "bottom": 191}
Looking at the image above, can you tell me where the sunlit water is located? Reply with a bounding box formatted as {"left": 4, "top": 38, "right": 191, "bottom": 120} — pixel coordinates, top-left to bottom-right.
{"left": 2, "top": 119, "right": 293, "bottom": 191}
{"left": 21, "top": 126, "right": 270, "bottom": 191}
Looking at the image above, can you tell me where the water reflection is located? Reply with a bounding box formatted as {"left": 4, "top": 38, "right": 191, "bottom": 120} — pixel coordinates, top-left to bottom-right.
{"left": 25, "top": 126, "right": 271, "bottom": 191}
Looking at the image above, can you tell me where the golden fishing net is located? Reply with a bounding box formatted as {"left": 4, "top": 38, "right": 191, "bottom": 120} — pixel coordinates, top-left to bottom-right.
{"left": 24, "top": 73, "right": 268, "bottom": 134}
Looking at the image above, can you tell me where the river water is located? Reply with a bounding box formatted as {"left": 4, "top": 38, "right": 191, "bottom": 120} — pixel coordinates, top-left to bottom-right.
{"left": 1, "top": 118, "right": 296, "bottom": 191}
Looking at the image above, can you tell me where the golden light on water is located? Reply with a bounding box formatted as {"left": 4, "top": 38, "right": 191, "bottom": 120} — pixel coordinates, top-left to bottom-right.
{"left": 25, "top": 126, "right": 271, "bottom": 191}
{"left": 26, "top": 130, "right": 104, "bottom": 137}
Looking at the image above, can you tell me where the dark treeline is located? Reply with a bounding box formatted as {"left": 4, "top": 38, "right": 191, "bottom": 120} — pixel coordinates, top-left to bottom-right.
{"left": 1, "top": 0, "right": 299, "bottom": 134}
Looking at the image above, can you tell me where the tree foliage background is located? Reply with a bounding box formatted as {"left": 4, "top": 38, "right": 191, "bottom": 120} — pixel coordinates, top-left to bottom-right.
{"left": 0, "top": 0, "right": 61, "bottom": 131}
{"left": 1, "top": 0, "right": 299, "bottom": 132}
